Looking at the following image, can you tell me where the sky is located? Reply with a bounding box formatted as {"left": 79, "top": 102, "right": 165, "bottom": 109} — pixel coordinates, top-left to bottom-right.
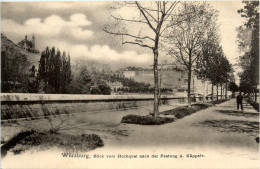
{"left": 1, "top": 1, "right": 246, "bottom": 77}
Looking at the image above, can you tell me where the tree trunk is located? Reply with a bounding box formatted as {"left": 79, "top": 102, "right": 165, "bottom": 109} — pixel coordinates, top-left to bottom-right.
{"left": 13, "top": 77, "right": 17, "bottom": 91}
{"left": 153, "top": 48, "right": 159, "bottom": 117}
{"left": 225, "top": 83, "right": 228, "bottom": 100}
{"left": 252, "top": 86, "right": 254, "bottom": 100}
{"left": 254, "top": 86, "right": 257, "bottom": 103}
{"left": 221, "top": 83, "right": 223, "bottom": 101}
{"left": 211, "top": 84, "right": 214, "bottom": 102}
{"left": 216, "top": 84, "right": 219, "bottom": 101}
{"left": 203, "top": 80, "right": 205, "bottom": 103}
{"left": 187, "top": 65, "right": 192, "bottom": 107}
{"left": 159, "top": 61, "right": 163, "bottom": 105}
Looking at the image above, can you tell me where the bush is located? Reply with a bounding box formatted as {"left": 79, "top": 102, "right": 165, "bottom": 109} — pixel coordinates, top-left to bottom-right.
{"left": 90, "top": 87, "right": 101, "bottom": 94}
{"left": 91, "top": 84, "right": 111, "bottom": 95}
{"left": 161, "top": 104, "right": 211, "bottom": 119}
{"left": 98, "top": 84, "right": 111, "bottom": 95}
{"left": 121, "top": 115, "right": 174, "bottom": 125}
{"left": 2, "top": 130, "right": 104, "bottom": 156}
{"left": 66, "top": 81, "right": 90, "bottom": 94}
{"left": 1, "top": 130, "right": 36, "bottom": 157}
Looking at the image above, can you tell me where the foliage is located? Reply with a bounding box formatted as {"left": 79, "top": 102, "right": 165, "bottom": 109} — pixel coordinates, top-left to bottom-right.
{"left": 237, "top": 1, "right": 259, "bottom": 99}
{"left": 38, "top": 47, "right": 72, "bottom": 94}
{"left": 161, "top": 103, "right": 211, "bottom": 119}
{"left": 90, "top": 83, "right": 111, "bottom": 95}
{"left": 167, "top": 2, "right": 219, "bottom": 107}
{"left": 229, "top": 82, "right": 239, "bottom": 92}
{"left": 98, "top": 84, "right": 112, "bottom": 95}
{"left": 121, "top": 115, "right": 174, "bottom": 125}
{"left": 1, "top": 47, "right": 31, "bottom": 93}
{"left": 2, "top": 130, "right": 104, "bottom": 155}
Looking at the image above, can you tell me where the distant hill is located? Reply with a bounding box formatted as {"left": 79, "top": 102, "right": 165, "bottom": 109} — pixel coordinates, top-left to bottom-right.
{"left": 1, "top": 33, "right": 41, "bottom": 69}
{"left": 118, "top": 66, "right": 146, "bottom": 71}
{"left": 121, "top": 70, "right": 187, "bottom": 89}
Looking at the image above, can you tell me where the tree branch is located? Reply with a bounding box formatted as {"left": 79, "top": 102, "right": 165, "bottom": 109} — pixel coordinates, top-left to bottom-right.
{"left": 111, "top": 15, "right": 148, "bottom": 24}
{"left": 122, "top": 41, "right": 154, "bottom": 49}
{"left": 136, "top": 2, "right": 157, "bottom": 32}
{"left": 103, "top": 28, "right": 155, "bottom": 42}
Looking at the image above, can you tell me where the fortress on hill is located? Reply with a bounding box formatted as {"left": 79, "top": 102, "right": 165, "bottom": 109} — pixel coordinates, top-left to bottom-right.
{"left": 17, "top": 34, "right": 39, "bottom": 53}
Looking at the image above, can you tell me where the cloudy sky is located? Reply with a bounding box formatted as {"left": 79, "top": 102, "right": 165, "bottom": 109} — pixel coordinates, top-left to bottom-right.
{"left": 1, "top": 1, "right": 246, "bottom": 74}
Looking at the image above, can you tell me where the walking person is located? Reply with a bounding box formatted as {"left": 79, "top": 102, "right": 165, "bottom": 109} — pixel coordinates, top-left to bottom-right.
{"left": 236, "top": 92, "right": 244, "bottom": 111}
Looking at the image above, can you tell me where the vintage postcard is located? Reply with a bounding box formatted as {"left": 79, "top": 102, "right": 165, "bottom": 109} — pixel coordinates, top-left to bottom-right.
{"left": 1, "top": 1, "right": 259, "bottom": 169}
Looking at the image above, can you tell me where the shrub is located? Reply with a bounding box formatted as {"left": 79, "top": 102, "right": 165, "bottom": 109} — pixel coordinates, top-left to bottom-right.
{"left": 121, "top": 115, "right": 174, "bottom": 125}
{"left": 161, "top": 104, "right": 211, "bottom": 119}
{"left": 90, "top": 87, "right": 101, "bottom": 94}
{"left": 2, "top": 130, "right": 104, "bottom": 156}
{"left": 98, "top": 84, "right": 111, "bottom": 95}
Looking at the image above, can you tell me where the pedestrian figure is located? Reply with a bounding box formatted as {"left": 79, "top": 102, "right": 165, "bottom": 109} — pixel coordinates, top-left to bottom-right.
{"left": 236, "top": 92, "right": 244, "bottom": 111}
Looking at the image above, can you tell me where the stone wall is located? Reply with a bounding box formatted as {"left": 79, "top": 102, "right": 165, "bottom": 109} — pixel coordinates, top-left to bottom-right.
{"left": 1, "top": 93, "right": 189, "bottom": 120}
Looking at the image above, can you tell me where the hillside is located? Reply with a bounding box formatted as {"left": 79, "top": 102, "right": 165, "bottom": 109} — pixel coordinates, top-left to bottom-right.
{"left": 1, "top": 33, "right": 41, "bottom": 69}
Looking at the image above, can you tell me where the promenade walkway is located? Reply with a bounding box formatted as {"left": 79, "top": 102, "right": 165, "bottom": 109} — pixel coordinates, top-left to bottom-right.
{"left": 2, "top": 99, "right": 259, "bottom": 169}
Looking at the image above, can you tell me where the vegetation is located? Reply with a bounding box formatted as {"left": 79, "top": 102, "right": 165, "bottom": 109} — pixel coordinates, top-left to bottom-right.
{"left": 121, "top": 115, "right": 174, "bottom": 125}
{"left": 104, "top": 1, "right": 181, "bottom": 117}
{"left": 38, "top": 47, "right": 72, "bottom": 94}
{"left": 228, "top": 82, "right": 239, "bottom": 97}
{"left": 90, "top": 83, "right": 111, "bottom": 95}
{"left": 121, "top": 102, "right": 215, "bottom": 125}
{"left": 69, "top": 62, "right": 152, "bottom": 94}
{"left": 161, "top": 103, "right": 211, "bottom": 119}
{"left": 237, "top": 1, "right": 259, "bottom": 102}
{"left": 193, "top": 13, "right": 233, "bottom": 103}
{"left": 167, "top": 2, "right": 219, "bottom": 107}
{"left": 1, "top": 46, "right": 30, "bottom": 93}
{"left": 1, "top": 130, "right": 103, "bottom": 156}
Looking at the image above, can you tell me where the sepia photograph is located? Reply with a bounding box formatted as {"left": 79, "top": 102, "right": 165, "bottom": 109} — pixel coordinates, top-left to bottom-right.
{"left": 1, "top": 1, "right": 259, "bottom": 168}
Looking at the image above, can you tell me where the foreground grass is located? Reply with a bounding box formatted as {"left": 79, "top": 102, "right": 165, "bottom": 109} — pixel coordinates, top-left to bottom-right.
{"left": 161, "top": 103, "right": 212, "bottom": 119}
{"left": 1, "top": 130, "right": 104, "bottom": 156}
{"left": 121, "top": 115, "right": 174, "bottom": 125}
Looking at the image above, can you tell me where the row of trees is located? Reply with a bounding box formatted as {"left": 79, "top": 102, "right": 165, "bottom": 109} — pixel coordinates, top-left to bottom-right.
{"left": 237, "top": 1, "right": 259, "bottom": 102}
{"left": 104, "top": 1, "right": 234, "bottom": 116}
{"left": 38, "top": 47, "right": 72, "bottom": 93}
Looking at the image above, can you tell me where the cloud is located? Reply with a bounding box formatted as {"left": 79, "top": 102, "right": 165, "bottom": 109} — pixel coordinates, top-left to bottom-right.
{"left": 29, "top": 2, "right": 108, "bottom": 10}
{"left": 1, "top": 11, "right": 153, "bottom": 70}
{"left": 70, "top": 44, "right": 153, "bottom": 68}
{"left": 2, "top": 13, "right": 93, "bottom": 41}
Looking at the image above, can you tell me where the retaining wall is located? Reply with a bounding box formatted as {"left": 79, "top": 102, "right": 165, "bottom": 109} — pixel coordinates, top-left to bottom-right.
{"left": 1, "top": 93, "right": 193, "bottom": 120}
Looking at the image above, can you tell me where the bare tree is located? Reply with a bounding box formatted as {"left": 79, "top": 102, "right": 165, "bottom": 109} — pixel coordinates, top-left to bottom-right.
{"left": 104, "top": 1, "right": 181, "bottom": 117}
{"left": 167, "top": 2, "right": 218, "bottom": 107}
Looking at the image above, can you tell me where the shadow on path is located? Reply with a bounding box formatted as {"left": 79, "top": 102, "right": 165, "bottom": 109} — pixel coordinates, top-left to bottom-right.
{"left": 217, "top": 110, "right": 259, "bottom": 118}
{"left": 194, "top": 120, "right": 259, "bottom": 136}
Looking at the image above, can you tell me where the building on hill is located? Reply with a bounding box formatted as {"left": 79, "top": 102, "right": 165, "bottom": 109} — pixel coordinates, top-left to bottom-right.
{"left": 17, "top": 34, "right": 39, "bottom": 53}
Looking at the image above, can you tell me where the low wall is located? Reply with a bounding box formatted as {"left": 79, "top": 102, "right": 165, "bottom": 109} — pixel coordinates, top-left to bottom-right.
{"left": 1, "top": 93, "right": 192, "bottom": 120}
